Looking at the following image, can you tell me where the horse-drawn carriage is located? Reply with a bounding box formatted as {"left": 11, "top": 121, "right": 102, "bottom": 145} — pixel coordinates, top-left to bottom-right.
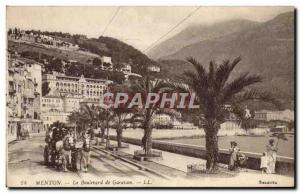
{"left": 44, "top": 126, "right": 91, "bottom": 172}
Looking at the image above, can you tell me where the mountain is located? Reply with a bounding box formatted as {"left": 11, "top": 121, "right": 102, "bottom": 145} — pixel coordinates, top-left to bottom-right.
{"left": 147, "top": 19, "right": 259, "bottom": 59}
{"left": 159, "top": 11, "right": 295, "bottom": 109}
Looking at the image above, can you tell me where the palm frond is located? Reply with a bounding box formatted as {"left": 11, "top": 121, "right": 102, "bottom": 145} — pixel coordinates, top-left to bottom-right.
{"left": 220, "top": 73, "right": 262, "bottom": 103}
{"left": 215, "top": 56, "right": 241, "bottom": 90}
{"left": 186, "top": 57, "right": 207, "bottom": 79}
{"left": 231, "top": 89, "right": 282, "bottom": 109}
{"left": 208, "top": 60, "right": 216, "bottom": 85}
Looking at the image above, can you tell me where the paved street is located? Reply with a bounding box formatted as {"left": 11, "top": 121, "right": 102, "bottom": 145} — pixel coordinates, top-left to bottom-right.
{"left": 7, "top": 134, "right": 294, "bottom": 187}
{"left": 7, "top": 134, "right": 164, "bottom": 187}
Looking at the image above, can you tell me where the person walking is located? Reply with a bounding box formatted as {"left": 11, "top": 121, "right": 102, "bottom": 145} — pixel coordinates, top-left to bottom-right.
{"left": 266, "top": 138, "right": 278, "bottom": 174}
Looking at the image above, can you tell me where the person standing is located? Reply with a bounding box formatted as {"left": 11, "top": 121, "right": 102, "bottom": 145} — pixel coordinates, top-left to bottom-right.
{"left": 266, "top": 138, "right": 278, "bottom": 174}
{"left": 228, "top": 141, "right": 240, "bottom": 171}
{"left": 17, "top": 122, "right": 21, "bottom": 140}
{"left": 81, "top": 131, "right": 91, "bottom": 172}
{"left": 260, "top": 152, "right": 268, "bottom": 173}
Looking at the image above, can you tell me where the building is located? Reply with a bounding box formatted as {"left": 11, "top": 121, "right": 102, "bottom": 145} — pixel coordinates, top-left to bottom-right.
{"left": 254, "top": 109, "right": 294, "bottom": 122}
{"left": 153, "top": 114, "right": 173, "bottom": 126}
{"left": 100, "top": 56, "right": 113, "bottom": 71}
{"left": 120, "top": 63, "right": 132, "bottom": 74}
{"left": 7, "top": 54, "right": 43, "bottom": 136}
{"left": 43, "top": 73, "right": 113, "bottom": 99}
{"left": 148, "top": 65, "right": 161, "bottom": 72}
{"left": 41, "top": 73, "right": 113, "bottom": 128}
{"left": 8, "top": 29, "right": 79, "bottom": 51}
{"left": 41, "top": 110, "right": 70, "bottom": 130}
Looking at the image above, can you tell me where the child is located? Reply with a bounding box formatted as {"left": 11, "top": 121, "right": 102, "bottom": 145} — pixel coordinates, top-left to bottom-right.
{"left": 260, "top": 152, "right": 268, "bottom": 173}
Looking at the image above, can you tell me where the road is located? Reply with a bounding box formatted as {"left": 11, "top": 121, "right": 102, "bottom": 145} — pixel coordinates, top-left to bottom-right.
{"left": 7, "top": 134, "right": 163, "bottom": 187}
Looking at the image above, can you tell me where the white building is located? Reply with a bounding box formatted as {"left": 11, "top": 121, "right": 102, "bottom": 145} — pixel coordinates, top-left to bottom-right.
{"left": 120, "top": 63, "right": 132, "bottom": 74}
{"left": 43, "top": 73, "right": 112, "bottom": 99}
{"left": 41, "top": 110, "right": 70, "bottom": 129}
{"left": 254, "top": 109, "right": 294, "bottom": 122}
{"left": 41, "top": 73, "right": 113, "bottom": 129}
{"left": 100, "top": 56, "right": 113, "bottom": 71}
{"left": 7, "top": 55, "right": 43, "bottom": 135}
{"left": 153, "top": 114, "right": 173, "bottom": 125}
{"left": 148, "top": 65, "right": 161, "bottom": 72}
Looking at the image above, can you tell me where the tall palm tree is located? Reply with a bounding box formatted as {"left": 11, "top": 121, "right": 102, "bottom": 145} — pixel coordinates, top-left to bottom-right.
{"left": 176, "top": 56, "right": 280, "bottom": 173}
{"left": 130, "top": 76, "right": 179, "bottom": 155}
{"left": 112, "top": 108, "right": 132, "bottom": 147}
{"left": 109, "top": 83, "right": 134, "bottom": 148}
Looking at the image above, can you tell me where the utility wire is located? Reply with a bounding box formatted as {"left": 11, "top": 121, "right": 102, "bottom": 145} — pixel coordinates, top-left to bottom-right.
{"left": 100, "top": 6, "right": 121, "bottom": 37}
{"left": 143, "top": 6, "right": 201, "bottom": 53}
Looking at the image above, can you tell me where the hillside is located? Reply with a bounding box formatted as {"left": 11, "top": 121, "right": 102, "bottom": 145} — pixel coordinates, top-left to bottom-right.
{"left": 8, "top": 32, "right": 158, "bottom": 75}
{"left": 159, "top": 11, "right": 295, "bottom": 109}
{"left": 147, "top": 19, "right": 259, "bottom": 59}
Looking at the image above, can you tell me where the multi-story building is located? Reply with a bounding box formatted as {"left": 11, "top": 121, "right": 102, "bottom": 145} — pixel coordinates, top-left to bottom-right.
{"left": 43, "top": 73, "right": 112, "bottom": 99}
{"left": 254, "top": 109, "right": 294, "bottom": 122}
{"left": 41, "top": 73, "right": 113, "bottom": 128}
{"left": 7, "top": 54, "right": 43, "bottom": 136}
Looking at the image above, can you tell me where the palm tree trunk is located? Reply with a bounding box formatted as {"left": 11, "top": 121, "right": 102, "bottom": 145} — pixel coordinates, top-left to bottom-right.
{"left": 106, "top": 121, "right": 110, "bottom": 149}
{"left": 101, "top": 127, "right": 105, "bottom": 143}
{"left": 205, "top": 120, "right": 219, "bottom": 173}
{"left": 143, "top": 121, "right": 153, "bottom": 156}
{"left": 116, "top": 126, "right": 123, "bottom": 148}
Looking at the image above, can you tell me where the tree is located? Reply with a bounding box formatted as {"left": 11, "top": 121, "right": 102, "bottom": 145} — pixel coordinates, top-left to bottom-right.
{"left": 176, "top": 56, "right": 280, "bottom": 173}
{"left": 42, "top": 82, "right": 51, "bottom": 96}
{"left": 130, "top": 76, "right": 179, "bottom": 155}
{"left": 109, "top": 84, "right": 133, "bottom": 147}
{"left": 92, "top": 57, "right": 102, "bottom": 66}
{"left": 68, "top": 108, "right": 91, "bottom": 135}
{"left": 79, "top": 104, "right": 115, "bottom": 147}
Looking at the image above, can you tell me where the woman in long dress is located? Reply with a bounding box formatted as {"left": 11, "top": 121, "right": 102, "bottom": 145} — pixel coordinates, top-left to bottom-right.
{"left": 229, "top": 141, "right": 240, "bottom": 170}
{"left": 266, "top": 138, "right": 278, "bottom": 174}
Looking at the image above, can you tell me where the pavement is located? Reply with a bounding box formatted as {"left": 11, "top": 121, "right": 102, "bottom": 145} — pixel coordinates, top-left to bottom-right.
{"left": 6, "top": 134, "right": 294, "bottom": 187}
{"left": 107, "top": 140, "right": 294, "bottom": 187}
{"left": 7, "top": 134, "right": 164, "bottom": 187}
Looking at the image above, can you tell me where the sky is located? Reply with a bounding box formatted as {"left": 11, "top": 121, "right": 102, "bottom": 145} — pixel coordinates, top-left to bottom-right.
{"left": 7, "top": 6, "right": 293, "bottom": 52}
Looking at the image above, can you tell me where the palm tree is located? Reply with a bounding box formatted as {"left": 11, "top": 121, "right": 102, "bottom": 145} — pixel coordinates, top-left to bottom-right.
{"left": 176, "top": 56, "right": 280, "bottom": 173}
{"left": 80, "top": 104, "right": 115, "bottom": 147}
{"left": 130, "top": 76, "right": 179, "bottom": 155}
{"left": 109, "top": 83, "right": 134, "bottom": 148}
{"left": 68, "top": 107, "right": 91, "bottom": 136}
{"left": 112, "top": 108, "right": 132, "bottom": 147}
